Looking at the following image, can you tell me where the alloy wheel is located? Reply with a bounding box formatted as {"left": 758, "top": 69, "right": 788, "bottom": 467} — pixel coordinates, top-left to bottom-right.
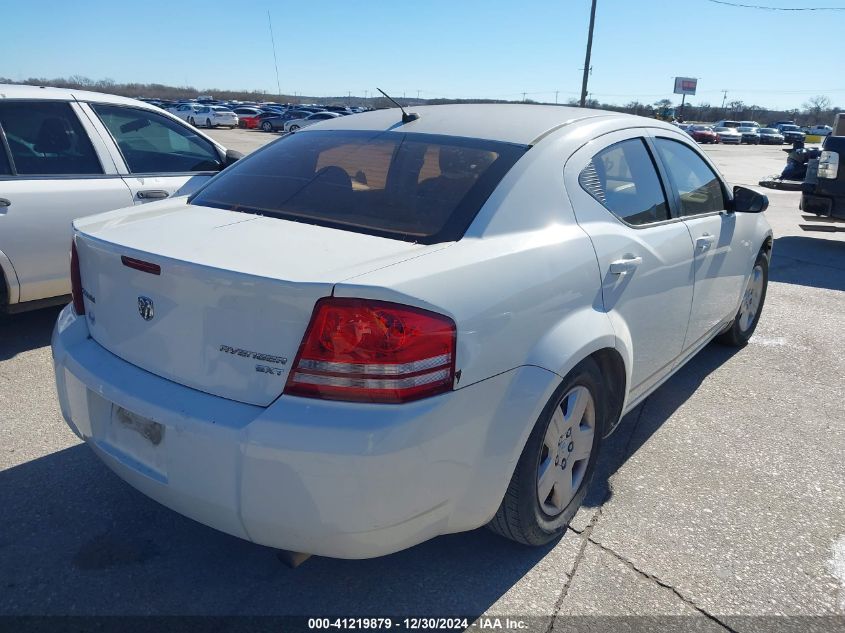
{"left": 738, "top": 264, "right": 764, "bottom": 332}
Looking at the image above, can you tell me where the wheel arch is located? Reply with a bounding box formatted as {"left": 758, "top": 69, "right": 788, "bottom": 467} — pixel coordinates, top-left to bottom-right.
{"left": 0, "top": 248, "right": 20, "bottom": 306}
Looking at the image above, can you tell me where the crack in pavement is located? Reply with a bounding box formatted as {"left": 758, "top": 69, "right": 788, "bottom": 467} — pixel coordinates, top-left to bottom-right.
{"left": 546, "top": 400, "right": 650, "bottom": 632}
{"left": 586, "top": 536, "right": 738, "bottom": 633}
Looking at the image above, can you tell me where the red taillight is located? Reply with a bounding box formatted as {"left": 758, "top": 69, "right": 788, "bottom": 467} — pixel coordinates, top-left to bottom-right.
{"left": 70, "top": 240, "right": 85, "bottom": 315}
{"left": 284, "top": 298, "right": 456, "bottom": 403}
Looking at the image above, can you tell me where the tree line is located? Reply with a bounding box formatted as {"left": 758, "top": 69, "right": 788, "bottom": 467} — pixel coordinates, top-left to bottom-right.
{"left": 1, "top": 76, "right": 840, "bottom": 126}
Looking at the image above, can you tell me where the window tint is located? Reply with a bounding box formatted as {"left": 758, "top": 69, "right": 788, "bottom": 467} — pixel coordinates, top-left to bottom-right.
{"left": 579, "top": 138, "right": 669, "bottom": 226}
{"left": 92, "top": 104, "right": 223, "bottom": 174}
{"left": 0, "top": 136, "right": 11, "bottom": 175}
{"left": 190, "top": 130, "right": 528, "bottom": 244}
{"left": 0, "top": 101, "right": 102, "bottom": 175}
{"left": 653, "top": 138, "right": 726, "bottom": 216}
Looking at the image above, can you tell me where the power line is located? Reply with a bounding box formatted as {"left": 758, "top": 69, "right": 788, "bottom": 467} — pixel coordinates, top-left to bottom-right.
{"left": 266, "top": 10, "right": 282, "bottom": 97}
{"left": 705, "top": 0, "right": 845, "bottom": 10}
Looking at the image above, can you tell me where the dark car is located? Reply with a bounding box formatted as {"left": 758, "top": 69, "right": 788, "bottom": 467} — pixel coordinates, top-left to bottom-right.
{"left": 801, "top": 134, "right": 844, "bottom": 219}
{"left": 259, "top": 109, "right": 313, "bottom": 132}
{"left": 779, "top": 124, "right": 805, "bottom": 144}
{"left": 758, "top": 128, "right": 785, "bottom": 145}
{"left": 737, "top": 126, "right": 760, "bottom": 145}
{"left": 688, "top": 125, "right": 720, "bottom": 144}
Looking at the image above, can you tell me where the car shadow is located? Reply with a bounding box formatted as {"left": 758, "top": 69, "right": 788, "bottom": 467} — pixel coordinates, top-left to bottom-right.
{"left": 581, "top": 342, "right": 742, "bottom": 511}
{"left": 0, "top": 305, "right": 62, "bottom": 361}
{"left": 0, "top": 342, "right": 743, "bottom": 621}
{"left": 769, "top": 235, "right": 845, "bottom": 292}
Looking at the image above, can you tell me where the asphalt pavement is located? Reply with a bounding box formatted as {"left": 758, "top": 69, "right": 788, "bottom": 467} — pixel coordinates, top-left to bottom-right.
{"left": 1, "top": 130, "right": 843, "bottom": 631}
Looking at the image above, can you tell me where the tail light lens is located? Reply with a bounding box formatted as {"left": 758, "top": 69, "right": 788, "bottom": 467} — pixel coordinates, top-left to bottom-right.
{"left": 285, "top": 298, "right": 456, "bottom": 403}
{"left": 818, "top": 150, "right": 839, "bottom": 179}
{"left": 70, "top": 240, "right": 85, "bottom": 316}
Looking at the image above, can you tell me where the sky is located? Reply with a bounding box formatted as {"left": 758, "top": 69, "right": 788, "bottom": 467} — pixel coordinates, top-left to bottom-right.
{"left": 2, "top": 0, "right": 844, "bottom": 110}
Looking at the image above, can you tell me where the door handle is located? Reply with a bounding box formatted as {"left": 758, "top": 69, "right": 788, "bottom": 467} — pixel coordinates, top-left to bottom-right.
{"left": 696, "top": 234, "right": 716, "bottom": 251}
{"left": 0, "top": 198, "right": 10, "bottom": 207}
{"left": 609, "top": 256, "right": 643, "bottom": 275}
{"left": 136, "top": 190, "right": 169, "bottom": 200}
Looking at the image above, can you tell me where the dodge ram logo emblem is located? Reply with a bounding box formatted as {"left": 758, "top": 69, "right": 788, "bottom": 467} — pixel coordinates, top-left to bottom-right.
{"left": 138, "top": 296, "right": 154, "bottom": 321}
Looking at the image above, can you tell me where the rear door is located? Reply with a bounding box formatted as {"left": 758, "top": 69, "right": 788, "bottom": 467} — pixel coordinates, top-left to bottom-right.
{"left": 565, "top": 129, "right": 695, "bottom": 402}
{"left": 0, "top": 100, "right": 133, "bottom": 303}
{"left": 650, "top": 133, "right": 748, "bottom": 349}
{"left": 83, "top": 102, "right": 224, "bottom": 204}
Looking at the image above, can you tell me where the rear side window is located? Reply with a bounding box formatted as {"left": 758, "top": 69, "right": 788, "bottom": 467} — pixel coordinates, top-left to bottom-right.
{"left": 190, "top": 130, "right": 528, "bottom": 243}
{"left": 0, "top": 101, "right": 102, "bottom": 175}
{"left": 91, "top": 104, "right": 223, "bottom": 174}
{"left": 0, "top": 134, "right": 11, "bottom": 175}
{"left": 579, "top": 138, "right": 669, "bottom": 226}
{"left": 653, "top": 138, "right": 726, "bottom": 216}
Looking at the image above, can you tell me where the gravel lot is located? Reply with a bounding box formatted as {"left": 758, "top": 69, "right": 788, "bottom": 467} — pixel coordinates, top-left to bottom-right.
{"left": 1, "top": 128, "right": 843, "bottom": 630}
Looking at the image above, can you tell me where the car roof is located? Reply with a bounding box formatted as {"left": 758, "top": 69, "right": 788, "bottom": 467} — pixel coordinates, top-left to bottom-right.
{"left": 304, "top": 103, "right": 634, "bottom": 145}
{"left": 0, "top": 83, "right": 157, "bottom": 108}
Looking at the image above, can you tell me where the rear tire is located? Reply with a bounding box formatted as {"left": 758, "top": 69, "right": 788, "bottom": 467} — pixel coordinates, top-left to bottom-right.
{"left": 188, "top": 116, "right": 195, "bottom": 126}
{"left": 206, "top": 118, "right": 213, "bottom": 128}
{"left": 716, "top": 250, "right": 769, "bottom": 347}
{"left": 262, "top": 121, "right": 273, "bottom": 132}
{"left": 487, "top": 358, "right": 607, "bottom": 546}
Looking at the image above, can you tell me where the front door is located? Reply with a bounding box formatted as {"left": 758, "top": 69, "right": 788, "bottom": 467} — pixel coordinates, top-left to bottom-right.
{"left": 650, "top": 134, "right": 748, "bottom": 349}
{"left": 85, "top": 103, "right": 224, "bottom": 204}
{"left": 565, "top": 130, "right": 695, "bottom": 401}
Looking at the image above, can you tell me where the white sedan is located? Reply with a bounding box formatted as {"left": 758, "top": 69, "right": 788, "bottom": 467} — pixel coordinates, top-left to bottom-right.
{"left": 714, "top": 126, "right": 742, "bottom": 145}
{"left": 283, "top": 110, "right": 341, "bottom": 132}
{"left": 195, "top": 106, "right": 238, "bottom": 129}
{"left": 52, "top": 104, "right": 772, "bottom": 559}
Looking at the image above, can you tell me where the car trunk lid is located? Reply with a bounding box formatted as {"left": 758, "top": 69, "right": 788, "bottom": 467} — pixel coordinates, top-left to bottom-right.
{"left": 74, "top": 201, "right": 440, "bottom": 406}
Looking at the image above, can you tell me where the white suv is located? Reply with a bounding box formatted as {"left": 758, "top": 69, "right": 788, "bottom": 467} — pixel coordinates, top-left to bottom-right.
{"left": 0, "top": 84, "right": 239, "bottom": 312}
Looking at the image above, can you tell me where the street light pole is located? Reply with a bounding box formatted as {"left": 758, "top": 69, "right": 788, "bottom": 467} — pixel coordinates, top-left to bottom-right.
{"left": 579, "top": 0, "right": 598, "bottom": 108}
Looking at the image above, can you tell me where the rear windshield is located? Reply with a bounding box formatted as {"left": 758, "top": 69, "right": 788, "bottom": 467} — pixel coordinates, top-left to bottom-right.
{"left": 190, "top": 130, "right": 528, "bottom": 243}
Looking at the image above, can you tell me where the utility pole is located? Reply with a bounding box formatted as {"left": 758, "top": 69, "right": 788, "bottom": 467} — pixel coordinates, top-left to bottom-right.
{"left": 416, "top": 89, "right": 421, "bottom": 100}
{"left": 364, "top": 89, "right": 368, "bottom": 100}
{"left": 555, "top": 90, "right": 559, "bottom": 104}
{"left": 522, "top": 91, "right": 527, "bottom": 102}
{"left": 721, "top": 89, "right": 728, "bottom": 113}
{"left": 267, "top": 10, "right": 282, "bottom": 98}
{"left": 580, "top": 0, "right": 598, "bottom": 108}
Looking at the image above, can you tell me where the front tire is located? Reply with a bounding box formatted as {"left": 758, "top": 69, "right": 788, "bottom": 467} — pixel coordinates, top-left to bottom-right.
{"left": 188, "top": 116, "right": 195, "bottom": 126}
{"left": 487, "top": 358, "right": 607, "bottom": 546}
{"left": 716, "top": 250, "right": 769, "bottom": 347}
{"left": 289, "top": 124, "right": 300, "bottom": 132}
{"left": 206, "top": 118, "right": 213, "bottom": 128}
{"left": 262, "top": 121, "right": 273, "bottom": 132}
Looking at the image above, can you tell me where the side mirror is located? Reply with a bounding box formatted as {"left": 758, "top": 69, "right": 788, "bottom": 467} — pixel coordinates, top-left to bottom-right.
{"left": 223, "top": 149, "right": 243, "bottom": 168}
{"left": 731, "top": 185, "right": 768, "bottom": 213}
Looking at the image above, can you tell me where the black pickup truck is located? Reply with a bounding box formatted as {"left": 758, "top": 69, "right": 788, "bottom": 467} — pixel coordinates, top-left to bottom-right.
{"left": 801, "top": 135, "right": 845, "bottom": 220}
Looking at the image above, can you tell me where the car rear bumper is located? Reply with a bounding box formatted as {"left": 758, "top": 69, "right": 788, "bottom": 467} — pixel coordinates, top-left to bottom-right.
{"left": 52, "top": 305, "right": 560, "bottom": 558}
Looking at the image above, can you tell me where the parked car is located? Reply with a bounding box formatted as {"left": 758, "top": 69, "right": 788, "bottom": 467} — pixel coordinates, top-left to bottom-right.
{"left": 757, "top": 128, "right": 784, "bottom": 145}
{"left": 737, "top": 126, "right": 760, "bottom": 144}
{"left": 688, "top": 125, "right": 720, "bottom": 144}
{"left": 0, "top": 84, "right": 241, "bottom": 312}
{"left": 778, "top": 124, "right": 805, "bottom": 144}
{"left": 195, "top": 106, "right": 238, "bottom": 129}
{"left": 714, "top": 127, "right": 742, "bottom": 145}
{"left": 739, "top": 120, "right": 761, "bottom": 129}
{"left": 713, "top": 119, "right": 741, "bottom": 129}
{"left": 53, "top": 104, "right": 772, "bottom": 558}
{"left": 232, "top": 107, "right": 264, "bottom": 129}
{"left": 806, "top": 125, "right": 832, "bottom": 137}
{"left": 169, "top": 103, "right": 203, "bottom": 124}
{"left": 801, "top": 134, "right": 844, "bottom": 219}
{"left": 259, "top": 109, "right": 312, "bottom": 132}
{"left": 283, "top": 111, "right": 342, "bottom": 132}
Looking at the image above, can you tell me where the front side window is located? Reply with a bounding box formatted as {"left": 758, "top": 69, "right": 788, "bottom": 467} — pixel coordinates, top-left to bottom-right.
{"left": 190, "top": 130, "right": 528, "bottom": 243}
{"left": 91, "top": 104, "right": 223, "bottom": 174}
{"left": 578, "top": 138, "right": 669, "bottom": 226}
{"left": 0, "top": 101, "right": 102, "bottom": 176}
{"left": 653, "top": 138, "right": 726, "bottom": 217}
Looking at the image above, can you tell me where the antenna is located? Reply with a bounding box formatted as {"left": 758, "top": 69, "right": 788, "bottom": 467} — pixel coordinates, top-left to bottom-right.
{"left": 267, "top": 11, "right": 282, "bottom": 98}
{"left": 376, "top": 87, "right": 419, "bottom": 123}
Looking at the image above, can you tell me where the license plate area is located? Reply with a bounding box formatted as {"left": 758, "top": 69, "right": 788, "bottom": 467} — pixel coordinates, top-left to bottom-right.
{"left": 91, "top": 399, "right": 169, "bottom": 483}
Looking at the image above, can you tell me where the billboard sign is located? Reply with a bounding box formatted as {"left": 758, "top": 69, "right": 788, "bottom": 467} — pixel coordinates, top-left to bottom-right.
{"left": 674, "top": 77, "right": 697, "bottom": 96}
